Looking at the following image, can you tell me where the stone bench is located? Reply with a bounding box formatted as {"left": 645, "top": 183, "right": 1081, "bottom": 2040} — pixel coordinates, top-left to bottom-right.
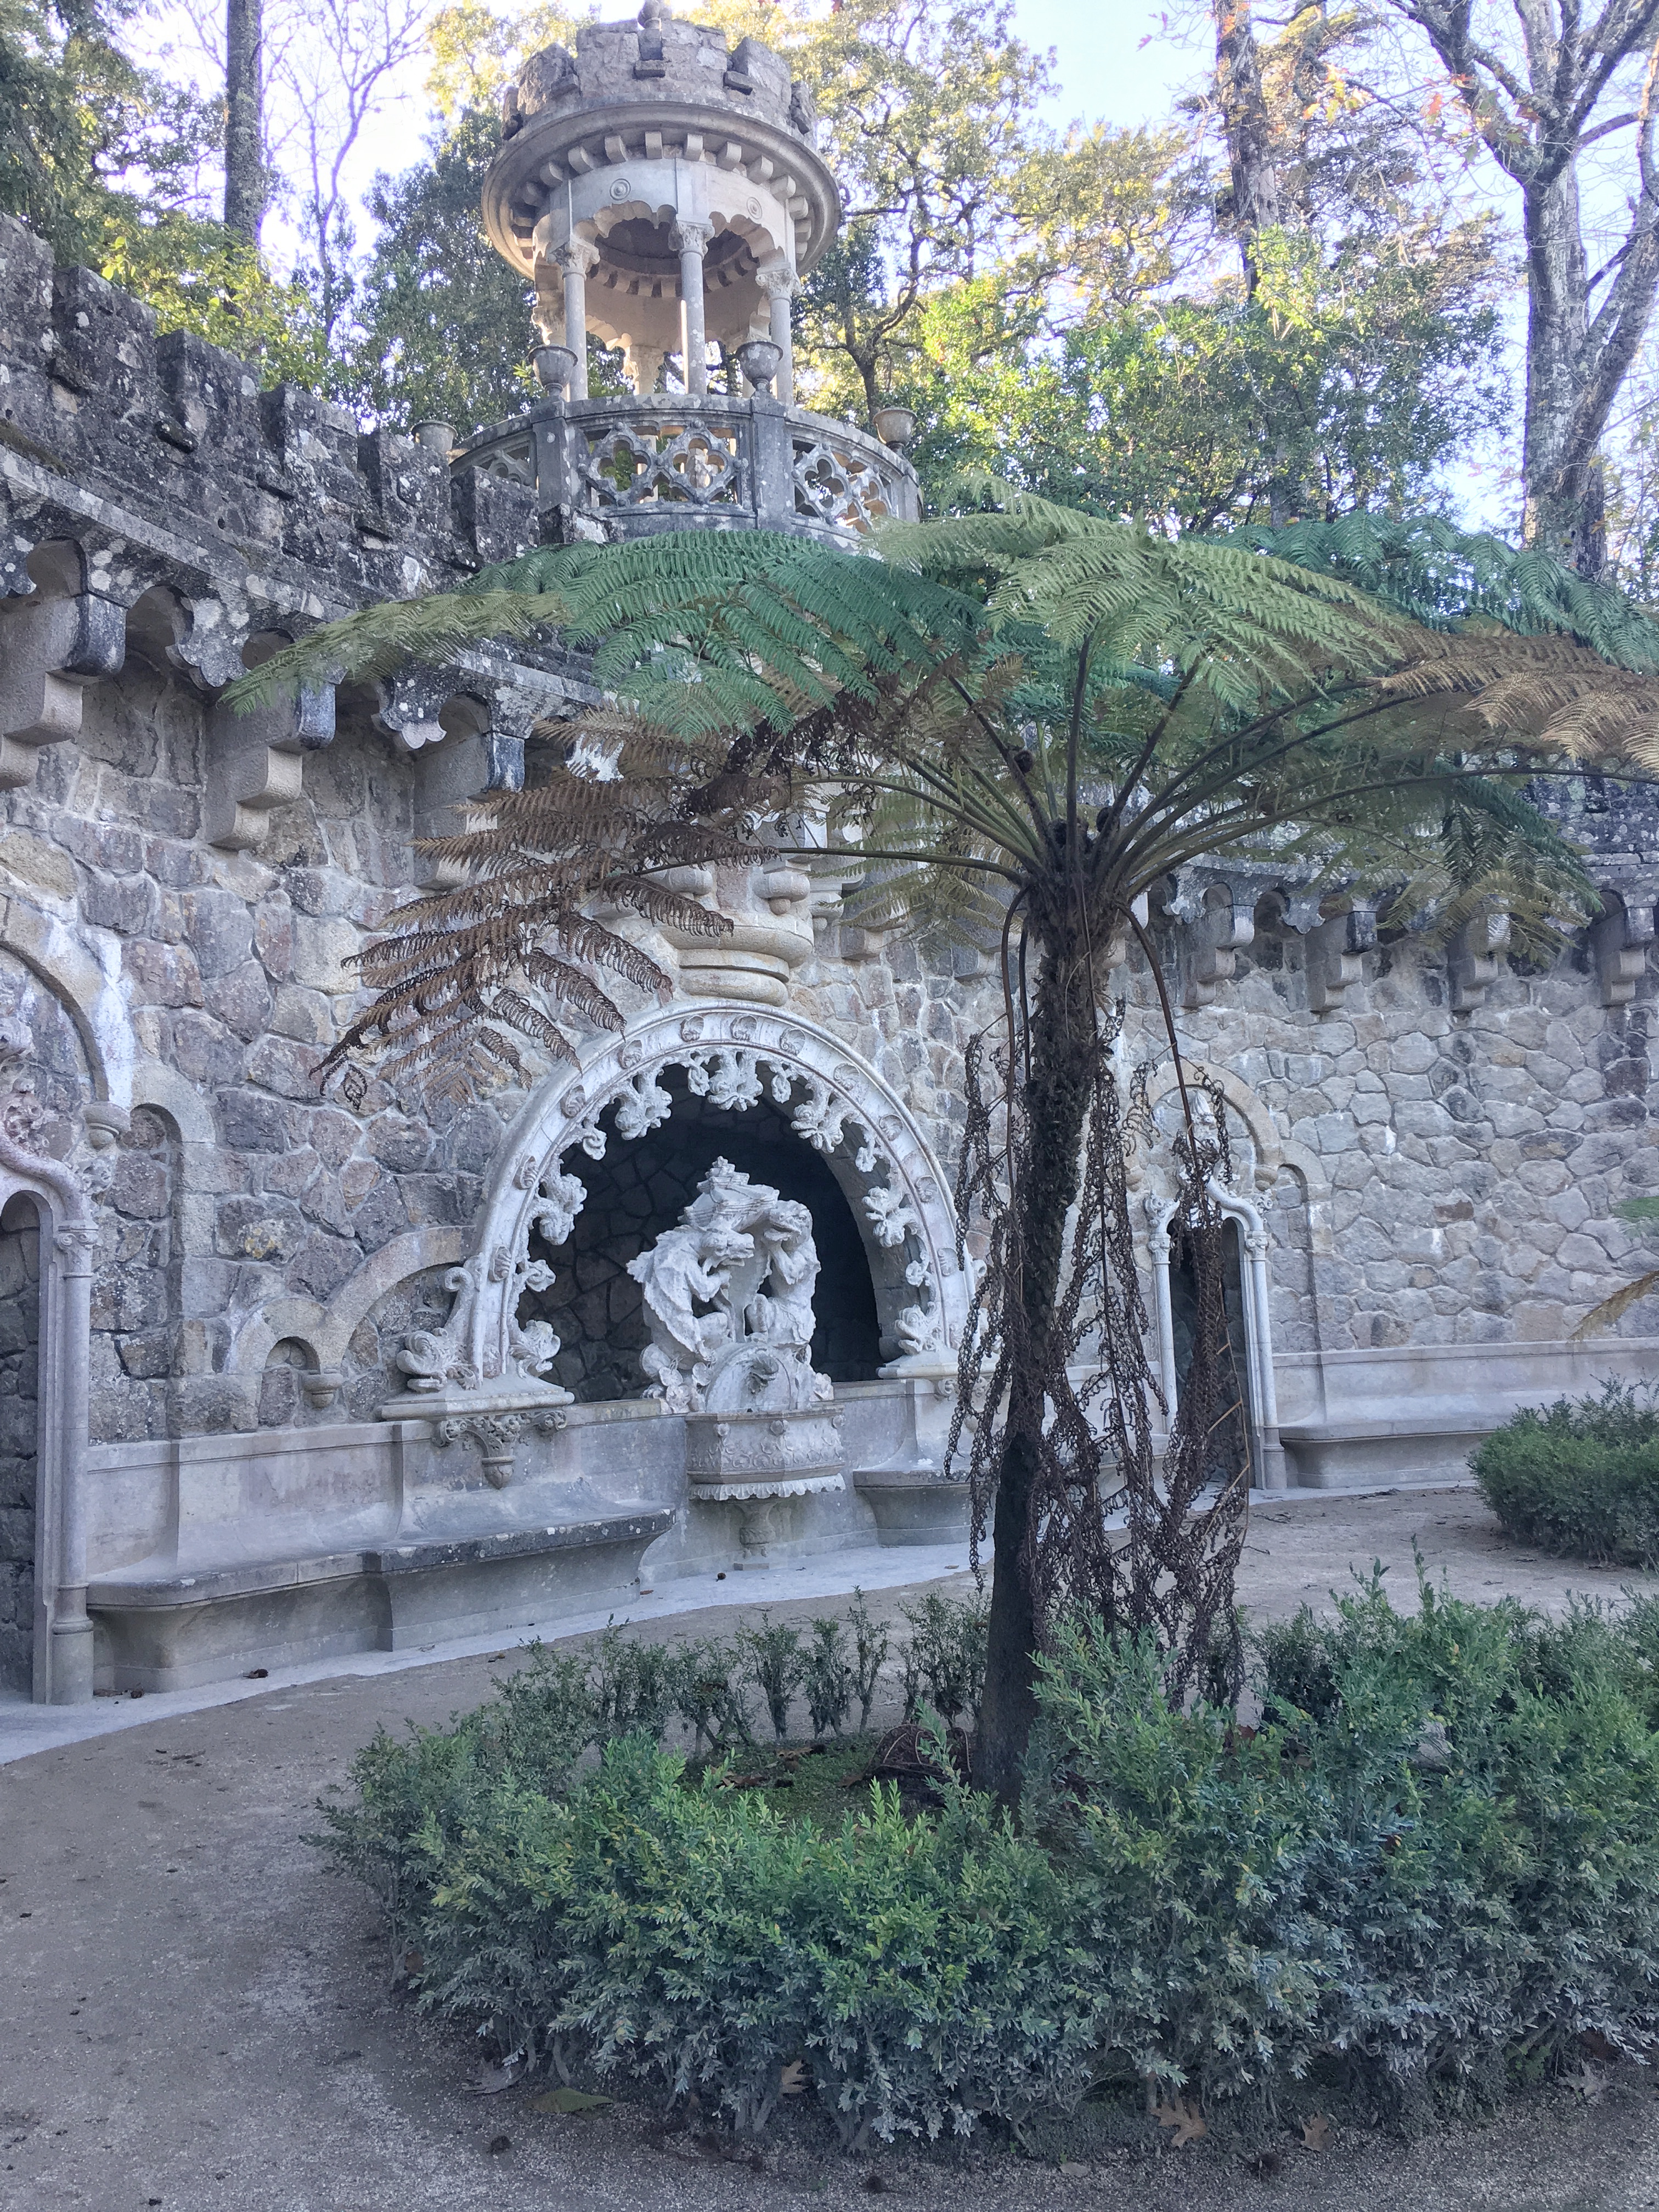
{"left": 88, "top": 1503, "right": 674, "bottom": 1694}
{"left": 1278, "top": 1418, "right": 1490, "bottom": 1491}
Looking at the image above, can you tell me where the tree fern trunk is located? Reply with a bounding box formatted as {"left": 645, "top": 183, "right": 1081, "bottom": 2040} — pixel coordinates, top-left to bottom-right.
{"left": 973, "top": 945, "right": 1093, "bottom": 1805}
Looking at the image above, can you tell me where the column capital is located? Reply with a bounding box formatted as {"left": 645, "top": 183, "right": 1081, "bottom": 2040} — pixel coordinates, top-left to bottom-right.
{"left": 669, "top": 218, "right": 714, "bottom": 256}
{"left": 551, "top": 235, "right": 600, "bottom": 275}
{"left": 757, "top": 263, "right": 799, "bottom": 301}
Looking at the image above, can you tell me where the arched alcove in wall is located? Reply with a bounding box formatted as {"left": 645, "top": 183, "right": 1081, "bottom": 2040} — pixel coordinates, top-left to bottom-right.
{"left": 518, "top": 1068, "right": 882, "bottom": 1402}
{"left": 0, "top": 1191, "right": 42, "bottom": 1694}
{"left": 407, "top": 1005, "right": 967, "bottom": 1401}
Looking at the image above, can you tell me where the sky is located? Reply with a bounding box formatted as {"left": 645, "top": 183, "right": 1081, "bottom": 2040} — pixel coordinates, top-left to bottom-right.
{"left": 1014, "top": 0, "right": 1199, "bottom": 131}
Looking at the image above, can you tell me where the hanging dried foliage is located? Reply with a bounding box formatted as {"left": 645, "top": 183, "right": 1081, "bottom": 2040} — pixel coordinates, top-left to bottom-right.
{"left": 947, "top": 1017, "right": 1251, "bottom": 1706}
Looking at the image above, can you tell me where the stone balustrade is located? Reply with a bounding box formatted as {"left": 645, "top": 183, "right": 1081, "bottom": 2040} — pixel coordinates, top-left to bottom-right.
{"left": 455, "top": 392, "right": 921, "bottom": 543}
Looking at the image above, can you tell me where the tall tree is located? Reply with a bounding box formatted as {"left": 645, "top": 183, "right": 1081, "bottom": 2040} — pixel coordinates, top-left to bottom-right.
{"left": 1, "top": 0, "right": 214, "bottom": 262}
{"left": 223, "top": 0, "right": 262, "bottom": 243}
{"left": 224, "top": 510, "right": 1649, "bottom": 1795}
{"left": 1212, "top": 0, "right": 1285, "bottom": 291}
{"left": 1382, "top": 0, "right": 1659, "bottom": 574}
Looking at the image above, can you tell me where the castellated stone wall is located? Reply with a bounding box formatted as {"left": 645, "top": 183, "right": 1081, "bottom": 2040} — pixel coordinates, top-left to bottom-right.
{"left": 1143, "top": 893, "right": 1659, "bottom": 1361}
{"left": 5, "top": 205, "right": 1659, "bottom": 1518}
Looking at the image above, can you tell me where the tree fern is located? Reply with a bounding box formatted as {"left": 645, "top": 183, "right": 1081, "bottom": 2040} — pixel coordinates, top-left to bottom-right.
{"left": 223, "top": 505, "right": 1644, "bottom": 1795}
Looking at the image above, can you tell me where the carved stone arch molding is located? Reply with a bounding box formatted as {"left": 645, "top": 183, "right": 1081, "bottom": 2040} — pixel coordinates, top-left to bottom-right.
{"left": 1139, "top": 1057, "right": 1284, "bottom": 1192}
{"left": 390, "top": 1003, "right": 967, "bottom": 1405}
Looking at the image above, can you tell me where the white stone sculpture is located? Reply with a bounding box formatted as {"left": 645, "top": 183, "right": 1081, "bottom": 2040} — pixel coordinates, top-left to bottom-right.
{"left": 628, "top": 1159, "right": 835, "bottom": 1415}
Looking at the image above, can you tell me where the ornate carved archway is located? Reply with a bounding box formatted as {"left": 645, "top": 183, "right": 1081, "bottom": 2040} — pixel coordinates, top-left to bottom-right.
{"left": 390, "top": 1003, "right": 966, "bottom": 1403}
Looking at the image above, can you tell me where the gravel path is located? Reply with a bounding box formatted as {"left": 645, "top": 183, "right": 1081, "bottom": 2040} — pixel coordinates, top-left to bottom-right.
{"left": 3, "top": 1487, "right": 1657, "bottom": 2212}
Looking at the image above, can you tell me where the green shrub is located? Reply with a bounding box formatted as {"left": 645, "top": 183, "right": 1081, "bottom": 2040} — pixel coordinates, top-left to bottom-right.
{"left": 802, "top": 1618, "right": 855, "bottom": 1739}
{"left": 1473, "top": 1380, "right": 1659, "bottom": 1566}
{"left": 317, "top": 1579, "right": 1659, "bottom": 2147}
{"left": 847, "top": 1589, "right": 890, "bottom": 1730}
{"left": 745, "top": 1613, "right": 806, "bottom": 1741}
{"left": 899, "top": 1590, "right": 989, "bottom": 1726}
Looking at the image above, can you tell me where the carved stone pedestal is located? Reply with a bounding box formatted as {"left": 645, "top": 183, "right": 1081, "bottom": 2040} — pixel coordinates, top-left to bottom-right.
{"left": 686, "top": 1404, "right": 845, "bottom": 1560}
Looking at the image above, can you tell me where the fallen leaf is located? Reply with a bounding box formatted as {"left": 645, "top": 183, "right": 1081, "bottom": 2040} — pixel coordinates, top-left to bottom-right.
{"left": 1059, "top": 2160, "right": 1091, "bottom": 2176}
{"left": 472, "top": 2059, "right": 523, "bottom": 2095}
{"left": 531, "top": 2087, "right": 613, "bottom": 2115}
{"left": 1565, "top": 2067, "right": 1605, "bottom": 2103}
{"left": 780, "top": 2061, "right": 806, "bottom": 2095}
{"left": 1152, "top": 2096, "right": 1206, "bottom": 2147}
{"left": 1301, "top": 2114, "right": 1333, "bottom": 2151}
{"left": 245, "top": 1667, "right": 268, "bottom": 1679}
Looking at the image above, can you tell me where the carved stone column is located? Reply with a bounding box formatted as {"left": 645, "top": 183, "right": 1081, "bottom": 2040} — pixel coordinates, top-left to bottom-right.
{"left": 758, "top": 265, "right": 798, "bottom": 405}
{"left": 0, "top": 1028, "right": 97, "bottom": 1705}
{"left": 671, "top": 219, "right": 713, "bottom": 397}
{"left": 47, "top": 1221, "right": 97, "bottom": 1700}
{"left": 553, "top": 236, "right": 599, "bottom": 398}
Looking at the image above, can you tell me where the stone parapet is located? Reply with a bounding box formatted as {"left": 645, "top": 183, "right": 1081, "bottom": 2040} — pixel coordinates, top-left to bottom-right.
{"left": 0, "top": 215, "right": 541, "bottom": 614}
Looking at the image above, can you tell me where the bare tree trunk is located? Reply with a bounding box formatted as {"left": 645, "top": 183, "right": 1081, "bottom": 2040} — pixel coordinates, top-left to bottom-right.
{"left": 224, "top": 0, "right": 264, "bottom": 248}
{"left": 1212, "top": 0, "right": 1300, "bottom": 524}
{"left": 1387, "top": 2, "right": 1659, "bottom": 577}
{"left": 1213, "top": 0, "right": 1283, "bottom": 296}
{"left": 1520, "top": 162, "right": 1599, "bottom": 570}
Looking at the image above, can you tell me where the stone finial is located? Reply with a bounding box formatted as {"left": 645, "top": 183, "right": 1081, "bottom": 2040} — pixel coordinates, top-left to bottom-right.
{"left": 638, "top": 0, "right": 666, "bottom": 20}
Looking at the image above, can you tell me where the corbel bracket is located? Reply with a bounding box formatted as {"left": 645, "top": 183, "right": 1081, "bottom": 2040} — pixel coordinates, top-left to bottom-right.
{"left": 204, "top": 680, "right": 336, "bottom": 850}
{"left": 1590, "top": 894, "right": 1654, "bottom": 1008}
{"left": 0, "top": 593, "right": 126, "bottom": 790}
{"left": 1306, "top": 903, "right": 1376, "bottom": 1014}
{"left": 1181, "top": 886, "right": 1253, "bottom": 1009}
{"left": 1448, "top": 911, "right": 1510, "bottom": 1013}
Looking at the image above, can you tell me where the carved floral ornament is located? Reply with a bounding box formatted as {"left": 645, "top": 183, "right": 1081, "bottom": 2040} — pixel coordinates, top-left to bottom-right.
{"left": 393, "top": 1006, "right": 967, "bottom": 1401}
{"left": 0, "top": 993, "right": 113, "bottom": 1214}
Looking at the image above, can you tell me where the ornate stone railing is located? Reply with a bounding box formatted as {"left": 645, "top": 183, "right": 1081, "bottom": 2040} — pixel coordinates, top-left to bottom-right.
{"left": 453, "top": 392, "right": 920, "bottom": 544}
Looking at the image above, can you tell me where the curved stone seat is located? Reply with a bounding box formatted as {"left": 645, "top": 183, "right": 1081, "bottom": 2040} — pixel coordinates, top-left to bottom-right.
{"left": 850, "top": 1464, "right": 970, "bottom": 1547}
{"left": 88, "top": 1503, "right": 673, "bottom": 1694}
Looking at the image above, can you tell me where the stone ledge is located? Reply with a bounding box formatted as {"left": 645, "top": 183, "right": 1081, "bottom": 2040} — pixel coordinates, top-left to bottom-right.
{"left": 87, "top": 1505, "right": 674, "bottom": 1606}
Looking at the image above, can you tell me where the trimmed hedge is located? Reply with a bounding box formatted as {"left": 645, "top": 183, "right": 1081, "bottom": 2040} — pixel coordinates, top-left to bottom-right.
{"left": 1473, "top": 1381, "right": 1659, "bottom": 1567}
{"left": 317, "top": 1579, "right": 1659, "bottom": 2146}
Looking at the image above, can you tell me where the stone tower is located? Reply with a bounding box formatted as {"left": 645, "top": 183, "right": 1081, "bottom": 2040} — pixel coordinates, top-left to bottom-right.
{"left": 453, "top": 3, "right": 918, "bottom": 540}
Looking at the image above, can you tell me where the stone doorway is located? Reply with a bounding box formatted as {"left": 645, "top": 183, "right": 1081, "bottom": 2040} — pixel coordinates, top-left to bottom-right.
{"left": 1167, "top": 1214, "right": 1257, "bottom": 1487}
{"left": 0, "top": 1191, "right": 42, "bottom": 1694}
{"left": 517, "top": 1068, "right": 882, "bottom": 1403}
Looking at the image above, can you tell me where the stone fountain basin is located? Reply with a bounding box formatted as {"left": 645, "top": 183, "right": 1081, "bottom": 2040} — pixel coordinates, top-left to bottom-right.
{"left": 685, "top": 1404, "right": 845, "bottom": 1500}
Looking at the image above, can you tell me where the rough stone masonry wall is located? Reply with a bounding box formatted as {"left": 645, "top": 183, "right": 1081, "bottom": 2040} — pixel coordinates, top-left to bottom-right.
{"left": 1133, "top": 882, "right": 1659, "bottom": 1361}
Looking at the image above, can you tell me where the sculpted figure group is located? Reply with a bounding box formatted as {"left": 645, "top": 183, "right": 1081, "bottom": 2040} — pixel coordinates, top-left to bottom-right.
{"left": 628, "top": 1158, "right": 833, "bottom": 1415}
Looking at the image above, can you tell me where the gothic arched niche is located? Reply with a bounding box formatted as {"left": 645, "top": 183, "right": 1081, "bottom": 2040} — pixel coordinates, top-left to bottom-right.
{"left": 0, "top": 1189, "right": 42, "bottom": 1693}
{"left": 518, "top": 1068, "right": 881, "bottom": 1402}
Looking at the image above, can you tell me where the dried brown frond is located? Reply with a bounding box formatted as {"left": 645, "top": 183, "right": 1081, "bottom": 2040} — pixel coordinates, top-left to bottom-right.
{"left": 1571, "top": 1272, "right": 1659, "bottom": 1341}
{"left": 1383, "top": 633, "right": 1659, "bottom": 760}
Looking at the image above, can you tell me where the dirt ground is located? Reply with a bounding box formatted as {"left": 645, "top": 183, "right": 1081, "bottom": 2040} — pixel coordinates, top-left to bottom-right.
{"left": 3, "top": 1486, "right": 1658, "bottom": 2212}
